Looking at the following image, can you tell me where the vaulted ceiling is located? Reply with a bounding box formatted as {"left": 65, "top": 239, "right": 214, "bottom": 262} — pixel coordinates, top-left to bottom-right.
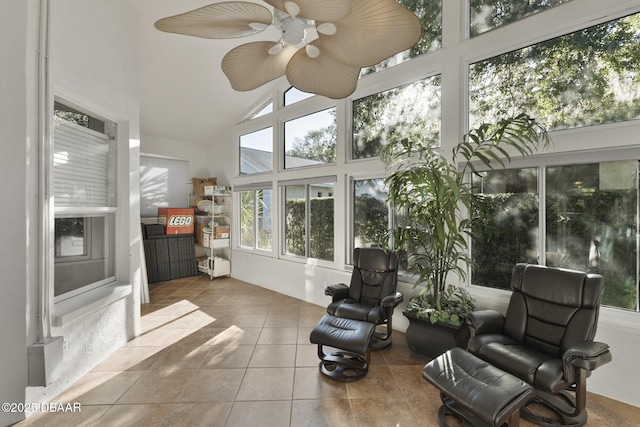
{"left": 130, "top": 0, "right": 282, "bottom": 145}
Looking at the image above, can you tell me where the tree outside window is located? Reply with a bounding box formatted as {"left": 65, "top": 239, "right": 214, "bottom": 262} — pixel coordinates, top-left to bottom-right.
{"left": 284, "top": 183, "right": 334, "bottom": 261}
{"left": 353, "top": 75, "right": 441, "bottom": 159}
{"left": 470, "top": 13, "right": 640, "bottom": 131}
{"left": 471, "top": 161, "right": 639, "bottom": 310}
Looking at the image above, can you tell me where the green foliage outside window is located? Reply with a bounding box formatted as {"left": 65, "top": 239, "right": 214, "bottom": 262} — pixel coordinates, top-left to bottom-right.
{"left": 470, "top": 13, "right": 640, "bottom": 130}
{"left": 470, "top": 0, "right": 574, "bottom": 36}
{"left": 546, "top": 189, "right": 637, "bottom": 310}
{"left": 240, "top": 191, "right": 254, "bottom": 248}
{"left": 240, "top": 190, "right": 272, "bottom": 250}
{"left": 362, "top": 0, "right": 442, "bottom": 75}
{"left": 285, "top": 198, "right": 334, "bottom": 261}
{"left": 354, "top": 194, "right": 389, "bottom": 250}
{"left": 472, "top": 162, "right": 638, "bottom": 310}
{"left": 472, "top": 193, "right": 539, "bottom": 288}
{"left": 353, "top": 76, "right": 441, "bottom": 159}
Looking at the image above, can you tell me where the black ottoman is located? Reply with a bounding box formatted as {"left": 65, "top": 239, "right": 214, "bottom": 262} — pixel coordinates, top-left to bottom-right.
{"left": 423, "top": 347, "right": 534, "bottom": 427}
{"left": 309, "top": 314, "right": 376, "bottom": 381}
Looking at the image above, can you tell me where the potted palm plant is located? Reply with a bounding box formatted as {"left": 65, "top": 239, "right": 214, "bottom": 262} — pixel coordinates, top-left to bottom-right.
{"left": 381, "top": 113, "right": 549, "bottom": 358}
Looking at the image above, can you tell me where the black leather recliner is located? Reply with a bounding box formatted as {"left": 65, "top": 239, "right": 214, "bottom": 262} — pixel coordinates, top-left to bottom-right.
{"left": 467, "top": 263, "right": 612, "bottom": 426}
{"left": 325, "top": 247, "right": 403, "bottom": 348}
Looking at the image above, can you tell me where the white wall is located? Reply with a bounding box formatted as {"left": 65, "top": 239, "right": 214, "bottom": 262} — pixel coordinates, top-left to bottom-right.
{"left": 141, "top": 134, "right": 213, "bottom": 180}
{"left": 0, "top": 1, "right": 141, "bottom": 425}
{"left": 0, "top": 2, "right": 38, "bottom": 425}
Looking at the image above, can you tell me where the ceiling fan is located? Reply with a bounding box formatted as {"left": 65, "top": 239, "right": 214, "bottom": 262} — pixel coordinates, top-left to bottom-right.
{"left": 155, "top": 0, "right": 422, "bottom": 99}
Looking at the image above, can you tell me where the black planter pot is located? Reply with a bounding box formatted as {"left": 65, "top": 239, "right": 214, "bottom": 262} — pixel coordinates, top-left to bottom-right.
{"left": 403, "top": 311, "right": 471, "bottom": 359}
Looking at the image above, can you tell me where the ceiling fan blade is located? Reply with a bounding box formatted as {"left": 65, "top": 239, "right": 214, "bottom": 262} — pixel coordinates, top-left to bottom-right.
{"left": 286, "top": 47, "right": 361, "bottom": 99}
{"left": 155, "top": 2, "right": 272, "bottom": 39}
{"left": 263, "top": 0, "right": 352, "bottom": 22}
{"left": 314, "top": 0, "right": 422, "bottom": 67}
{"left": 222, "top": 42, "right": 297, "bottom": 91}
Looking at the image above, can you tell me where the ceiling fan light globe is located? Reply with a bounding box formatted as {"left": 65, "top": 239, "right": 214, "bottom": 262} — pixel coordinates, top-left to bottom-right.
{"left": 305, "top": 44, "right": 320, "bottom": 58}
{"left": 284, "top": 1, "right": 301, "bottom": 17}
{"left": 268, "top": 43, "right": 283, "bottom": 55}
{"left": 316, "top": 23, "right": 337, "bottom": 36}
{"left": 248, "top": 22, "right": 269, "bottom": 31}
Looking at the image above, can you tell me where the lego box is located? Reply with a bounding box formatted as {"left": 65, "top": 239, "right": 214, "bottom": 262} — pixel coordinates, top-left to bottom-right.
{"left": 158, "top": 208, "right": 194, "bottom": 234}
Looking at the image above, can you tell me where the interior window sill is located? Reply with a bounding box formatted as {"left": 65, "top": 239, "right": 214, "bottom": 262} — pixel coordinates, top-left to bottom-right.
{"left": 52, "top": 283, "right": 132, "bottom": 327}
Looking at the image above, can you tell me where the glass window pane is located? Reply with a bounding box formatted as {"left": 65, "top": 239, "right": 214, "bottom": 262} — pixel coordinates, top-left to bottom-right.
{"left": 55, "top": 217, "right": 87, "bottom": 258}
{"left": 469, "top": 13, "right": 640, "bottom": 131}
{"left": 310, "top": 183, "right": 334, "bottom": 261}
{"left": 354, "top": 179, "right": 389, "bottom": 249}
{"left": 545, "top": 161, "right": 638, "bottom": 310}
{"left": 472, "top": 168, "right": 539, "bottom": 289}
{"left": 250, "top": 101, "right": 272, "bottom": 119}
{"left": 353, "top": 76, "right": 441, "bottom": 159}
{"left": 240, "top": 127, "right": 273, "bottom": 174}
{"left": 284, "top": 87, "right": 313, "bottom": 105}
{"left": 54, "top": 214, "right": 115, "bottom": 297}
{"left": 239, "top": 191, "right": 255, "bottom": 248}
{"left": 257, "top": 189, "right": 272, "bottom": 251}
{"left": 362, "top": 0, "right": 442, "bottom": 74}
{"left": 284, "top": 108, "right": 336, "bottom": 169}
{"left": 470, "top": 0, "right": 573, "bottom": 37}
{"left": 284, "top": 185, "right": 306, "bottom": 257}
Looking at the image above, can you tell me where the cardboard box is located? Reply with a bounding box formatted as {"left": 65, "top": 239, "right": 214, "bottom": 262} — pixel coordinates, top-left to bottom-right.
{"left": 214, "top": 225, "right": 230, "bottom": 239}
{"left": 158, "top": 208, "right": 194, "bottom": 234}
{"left": 192, "top": 177, "right": 217, "bottom": 195}
{"left": 194, "top": 218, "right": 212, "bottom": 245}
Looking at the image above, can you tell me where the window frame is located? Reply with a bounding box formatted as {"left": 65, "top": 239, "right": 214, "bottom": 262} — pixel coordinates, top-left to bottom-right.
{"left": 239, "top": 126, "right": 274, "bottom": 175}
{"left": 350, "top": 74, "right": 443, "bottom": 161}
{"left": 279, "top": 176, "right": 337, "bottom": 265}
{"left": 235, "top": 183, "right": 274, "bottom": 255}
{"left": 348, "top": 174, "right": 394, "bottom": 264}
{"left": 51, "top": 100, "right": 119, "bottom": 304}
{"left": 468, "top": 146, "right": 640, "bottom": 312}
{"left": 283, "top": 107, "right": 337, "bottom": 170}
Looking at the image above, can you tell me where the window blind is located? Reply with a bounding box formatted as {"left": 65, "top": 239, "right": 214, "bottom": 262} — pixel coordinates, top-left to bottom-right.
{"left": 53, "top": 117, "right": 109, "bottom": 208}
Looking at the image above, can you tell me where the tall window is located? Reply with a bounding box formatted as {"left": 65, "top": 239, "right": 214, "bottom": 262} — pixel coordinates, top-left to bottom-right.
{"left": 53, "top": 102, "right": 117, "bottom": 300}
{"left": 284, "top": 108, "right": 336, "bottom": 169}
{"left": 472, "top": 168, "right": 539, "bottom": 288}
{"left": 240, "top": 127, "right": 273, "bottom": 175}
{"left": 353, "top": 178, "right": 390, "bottom": 250}
{"left": 472, "top": 159, "right": 639, "bottom": 311}
{"left": 282, "top": 179, "right": 335, "bottom": 261}
{"left": 352, "top": 75, "right": 441, "bottom": 159}
{"left": 470, "top": 13, "right": 640, "bottom": 130}
{"left": 239, "top": 188, "right": 272, "bottom": 251}
{"left": 470, "top": 0, "right": 574, "bottom": 36}
{"left": 545, "top": 161, "right": 638, "bottom": 310}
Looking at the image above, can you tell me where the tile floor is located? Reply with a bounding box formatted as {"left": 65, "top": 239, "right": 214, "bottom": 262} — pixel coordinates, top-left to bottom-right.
{"left": 16, "top": 275, "right": 640, "bottom": 427}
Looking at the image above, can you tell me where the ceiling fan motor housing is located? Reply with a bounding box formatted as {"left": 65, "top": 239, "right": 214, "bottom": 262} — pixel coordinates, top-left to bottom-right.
{"left": 281, "top": 15, "right": 307, "bottom": 46}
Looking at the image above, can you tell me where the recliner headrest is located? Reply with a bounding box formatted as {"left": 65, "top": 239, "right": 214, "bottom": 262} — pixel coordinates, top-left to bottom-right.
{"left": 511, "top": 263, "right": 603, "bottom": 308}
{"left": 353, "top": 247, "right": 398, "bottom": 272}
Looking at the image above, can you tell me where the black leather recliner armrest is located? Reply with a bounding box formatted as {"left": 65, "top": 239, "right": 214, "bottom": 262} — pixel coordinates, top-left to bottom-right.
{"left": 466, "top": 310, "right": 505, "bottom": 335}
{"left": 380, "top": 292, "right": 403, "bottom": 309}
{"left": 325, "top": 283, "right": 350, "bottom": 301}
{"left": 563, "top": 341, "right": 612, "bottom": 376}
